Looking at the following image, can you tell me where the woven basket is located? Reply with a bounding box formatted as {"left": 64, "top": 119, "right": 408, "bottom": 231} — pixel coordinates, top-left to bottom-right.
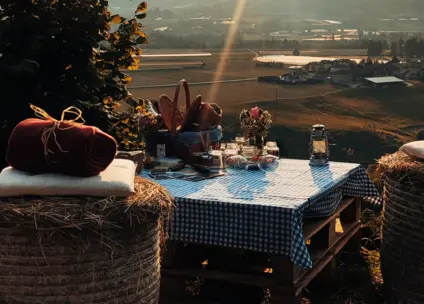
{"left": 381, "top": 175, "right": 424, "bottom": 303}
{"left": 0, "top": 177, "right": 173, "bottom": 303}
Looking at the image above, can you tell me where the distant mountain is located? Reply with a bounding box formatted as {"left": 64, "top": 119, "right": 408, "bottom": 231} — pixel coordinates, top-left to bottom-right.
{"left": 108, "top": 0, "right": 424, "bottom": 29}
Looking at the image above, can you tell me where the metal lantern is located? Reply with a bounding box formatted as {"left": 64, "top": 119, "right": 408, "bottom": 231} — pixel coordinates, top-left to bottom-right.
{"left": 309, "top": 124, "right": 330, "bottom": 166}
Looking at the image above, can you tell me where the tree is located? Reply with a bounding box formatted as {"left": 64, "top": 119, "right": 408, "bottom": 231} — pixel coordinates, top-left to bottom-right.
{"left": 418, "top": 39, "right": 424, "bottom": 57}
{"left": 398, "top": 37, "right": 405, "bottom": 56}
{"left": 293, "top": 48, "right": 300, "bottom": 56}
{"left": 376, "top": 40, "right": 383, "bottom": 56}
{"left": 0, "top": 0, "right": 148, "bottom": 169}
{"left": 390, "top": 41, "right": 399, "bottom": 56}
{"left": 367, "top": 40, "right": 383, "bottom": 57}
{"left": 404, "top": 37, "right": 418, "bottom": 58}
{"left": 358, "top": 29, "right": 364, "bottom": 40}
{"left": 367, "top": 41, "right": 373, "bottom": 57}
{"left": 367, "top": 41, "right": 375, "bottom": 57}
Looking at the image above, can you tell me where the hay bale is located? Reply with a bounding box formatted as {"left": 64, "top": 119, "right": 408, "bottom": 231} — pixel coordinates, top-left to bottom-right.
{"left": 377, "top": 151, "right": 424, "bottom": 302}
{"left": 0, "top": 176, "right": 173, "bottom": 304}
{"left": 376, "top": 151, "right": 424, "bottom": 193}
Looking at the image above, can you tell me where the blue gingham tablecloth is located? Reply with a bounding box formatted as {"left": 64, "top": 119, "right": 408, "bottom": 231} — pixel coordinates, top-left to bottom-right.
{"left": 142, "top": 159, "right": 381, "bottom": 269}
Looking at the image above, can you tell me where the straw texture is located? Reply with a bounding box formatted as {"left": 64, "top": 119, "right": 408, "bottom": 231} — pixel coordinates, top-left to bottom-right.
{"left": 0, "top": 177, "right": 174, "bottom": 303}
{"left": 377, "top": 152, "right": 424, "bottom": 302}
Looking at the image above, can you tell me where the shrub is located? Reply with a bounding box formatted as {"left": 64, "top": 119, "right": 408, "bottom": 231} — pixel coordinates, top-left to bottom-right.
{"left": 0, "top": 0, "right": 148, "bottom": 169}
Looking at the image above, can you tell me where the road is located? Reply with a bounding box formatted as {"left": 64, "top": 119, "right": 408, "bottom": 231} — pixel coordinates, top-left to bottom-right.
{"left": 128, "top": 77, "right": 258, "bottom": 89}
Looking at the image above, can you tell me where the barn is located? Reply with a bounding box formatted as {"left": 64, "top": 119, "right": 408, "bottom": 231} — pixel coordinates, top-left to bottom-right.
{"left": 365, "top": 76, "right": 405, "bottom": 88}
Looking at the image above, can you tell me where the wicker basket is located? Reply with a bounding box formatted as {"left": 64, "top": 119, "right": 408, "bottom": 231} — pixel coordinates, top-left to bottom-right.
{"left": 0, "top": 177, "right": 173, "bottom": 303}
{"left": 381, "top": 168, "right": 424, "bottom": 302}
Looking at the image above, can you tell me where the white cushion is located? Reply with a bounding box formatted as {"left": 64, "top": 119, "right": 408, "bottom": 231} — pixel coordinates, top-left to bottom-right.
{"left": 400, "top": 141, "right": 424, "bottom": 159}
{"left": 0, "top": 159, "right": 136, "bottom": 197}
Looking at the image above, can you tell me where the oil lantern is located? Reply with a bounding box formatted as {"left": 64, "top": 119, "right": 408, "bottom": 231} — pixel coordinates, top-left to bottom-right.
{"left": 309, "top": 124, "right": 330, "bottom": 166}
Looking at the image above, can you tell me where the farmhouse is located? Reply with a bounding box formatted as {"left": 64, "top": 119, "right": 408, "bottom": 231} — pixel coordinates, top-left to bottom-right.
{"left": 365, "top": 76, "right": 405, "bottom": 88}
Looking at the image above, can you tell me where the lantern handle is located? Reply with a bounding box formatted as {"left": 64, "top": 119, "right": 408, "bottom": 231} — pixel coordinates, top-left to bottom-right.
{"left": 326, "top": 131, "right": 336, "bottom": 146}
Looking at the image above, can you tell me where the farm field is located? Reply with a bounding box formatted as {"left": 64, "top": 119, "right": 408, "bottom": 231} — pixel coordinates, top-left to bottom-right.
{"left": 131, "top": 81, "right": 342, "bottom": 106}
{"left": 129, "top": 49, "right": 424, "bottom": 163}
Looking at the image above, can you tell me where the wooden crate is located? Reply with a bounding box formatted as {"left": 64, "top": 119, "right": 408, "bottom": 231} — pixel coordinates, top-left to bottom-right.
{"left": 160, "top": 197, "right": 362, "bottom": 304}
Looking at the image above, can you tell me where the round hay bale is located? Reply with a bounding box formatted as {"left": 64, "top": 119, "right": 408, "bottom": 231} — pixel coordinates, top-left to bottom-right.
{"left": 377, "top": 152, "right": 424, "bottom": 303}
{"left": 0, "top": 176, "right": 173, "bottom": 304}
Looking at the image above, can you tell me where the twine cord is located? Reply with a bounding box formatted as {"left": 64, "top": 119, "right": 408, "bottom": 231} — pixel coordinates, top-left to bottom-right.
{"left": 29, "top": 104, "right": 86, "bottom": 164}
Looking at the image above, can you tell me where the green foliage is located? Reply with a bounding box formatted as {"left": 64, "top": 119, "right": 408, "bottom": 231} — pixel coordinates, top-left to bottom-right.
{"left": 367, "top": 40, "right": 384, "bottom": 57}
{"left": 0, "top": 0, "right": 148, "bottom": 168}
{"left": 390, "top": 41, "right": 399, "bottom": 57}
{"left": 396, "top": 37, "right": 424, "bottom": 58}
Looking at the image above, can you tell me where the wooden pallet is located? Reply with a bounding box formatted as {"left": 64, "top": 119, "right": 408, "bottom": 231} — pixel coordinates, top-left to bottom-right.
{"left": 160, "top": 197, "right": 362, "bottom": 304}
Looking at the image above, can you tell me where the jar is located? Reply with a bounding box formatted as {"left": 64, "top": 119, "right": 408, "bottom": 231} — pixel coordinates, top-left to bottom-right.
{"left": 210, "top": 150, "right": 223, "bottom": 169}
{"left": 235, "top": 136, "right": 246, "bottom": 146}
{"left": 266, "top": 141, "right": 280, "bottom": 158}
{"left": 242, "top": 145, "right": 257, "bottom": 160}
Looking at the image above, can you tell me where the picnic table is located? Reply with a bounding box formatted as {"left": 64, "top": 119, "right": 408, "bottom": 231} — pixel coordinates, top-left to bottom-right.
{"left": 143, "top": 159, "right": 381, "bottom": 303}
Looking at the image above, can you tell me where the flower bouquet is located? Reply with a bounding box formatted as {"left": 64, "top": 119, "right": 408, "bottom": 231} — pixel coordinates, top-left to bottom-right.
{"left": 239, "top": 106, "right": 272, "bottom": 145}
{"left": 235, "top": 107, "right": 276, "bottom": 171}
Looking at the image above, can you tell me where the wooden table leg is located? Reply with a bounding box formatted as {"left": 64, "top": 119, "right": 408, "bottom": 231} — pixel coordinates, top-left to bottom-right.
{"left": 160, "top": 241, "right": 187, "bottom": 303}
{"left": 272, "top": 291, "right": 302, "bottom": 304}
{"left": 341, "top": 198, "right": 362, "bottom": 255}
{"left": 271, "top": 256, "right": 302, "bottom": 304}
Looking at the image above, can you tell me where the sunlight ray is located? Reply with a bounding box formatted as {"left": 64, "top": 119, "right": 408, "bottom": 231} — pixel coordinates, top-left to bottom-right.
{"left": 207, "top": 0, "right": 247, "bottom": 103}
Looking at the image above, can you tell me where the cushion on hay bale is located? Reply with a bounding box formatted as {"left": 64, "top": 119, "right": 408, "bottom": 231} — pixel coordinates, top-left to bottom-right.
{"left": 0, "top": 159, "right": 136, "bottom": 197}
{"left": 0, "top": 176, "right": 174, "bottom": 303}
{"left": 7, "top": 118, "right": 117, "bottom": 177}
{"left": 399, "top": 141, "right": 424, "bottom": 160}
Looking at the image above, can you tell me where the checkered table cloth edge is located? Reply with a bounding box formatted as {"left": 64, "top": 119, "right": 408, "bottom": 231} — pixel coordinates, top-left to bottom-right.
{"left": 143, "top": 160, "right": 381, "bottom": 269}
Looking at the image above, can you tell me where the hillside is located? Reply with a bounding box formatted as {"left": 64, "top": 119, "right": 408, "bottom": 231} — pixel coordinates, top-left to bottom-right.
{"left": 109, "top": 0, "right": 424, "bottom": 19}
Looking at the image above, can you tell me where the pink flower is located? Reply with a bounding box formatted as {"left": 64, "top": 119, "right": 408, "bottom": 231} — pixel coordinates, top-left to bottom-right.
{"left": 251, "top": 107, "right": 260, "bottom": 120}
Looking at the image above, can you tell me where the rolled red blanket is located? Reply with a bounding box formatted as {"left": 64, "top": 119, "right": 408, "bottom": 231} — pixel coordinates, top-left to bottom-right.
{"left": 7, "top": 107, "right": 117, "bottom": 177}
